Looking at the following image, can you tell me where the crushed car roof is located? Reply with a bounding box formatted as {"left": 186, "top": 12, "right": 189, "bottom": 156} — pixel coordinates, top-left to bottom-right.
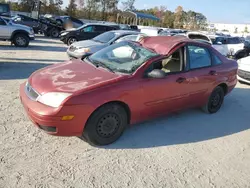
{"left": 140, "top": 36, "right": 194, "bottom": 55}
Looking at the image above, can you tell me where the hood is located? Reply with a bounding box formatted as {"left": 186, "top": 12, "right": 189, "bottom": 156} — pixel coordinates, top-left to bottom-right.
{"left": 72, "top": 40, "right": 106, "bottom": 49}
{"left": 65, "top": 27, "right": 78, "bottom": 32}
{"left": 29, "top": 59, "right": 124, "bottom": 94}
{"left": 69, "top": 40, "right": 109, "bottom": 55}
{"left": 10, "top": 22, "right": 31, "bottom": 31}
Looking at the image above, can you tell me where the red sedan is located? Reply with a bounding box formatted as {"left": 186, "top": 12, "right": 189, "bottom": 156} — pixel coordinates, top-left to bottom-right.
{"left": 20, "top": 36, "right": 238, "bottom": 145}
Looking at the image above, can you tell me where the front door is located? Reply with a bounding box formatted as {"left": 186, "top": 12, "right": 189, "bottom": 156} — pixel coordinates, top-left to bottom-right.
{"left": 79, "top": 25, "right": 95, "bottom": 40}
{"left": 141, "top": 73, "right": 191, "bottom": 117}
{"left": 0, "top": 17, "right": 9, "bottom": 38}
{"left": 140, "top": 48, "right": 191, "bottom": 117}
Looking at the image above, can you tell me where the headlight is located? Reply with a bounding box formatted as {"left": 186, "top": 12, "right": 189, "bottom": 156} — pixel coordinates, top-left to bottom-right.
{"left": 37, "top": 92, "right": 72, "bottom": 108}
{"left": 61, "top": 32, "right": 68, "bottom": 36}
{"left": 75, "top": 48, "right": 90, "bottom": 53}
{"left": 30, "top": 28, "right": 34, "bottom": 34}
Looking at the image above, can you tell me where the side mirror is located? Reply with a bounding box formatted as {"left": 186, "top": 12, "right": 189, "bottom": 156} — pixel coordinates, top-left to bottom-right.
{"left": 147, "top": 69, "right": 165, "bottom": 79}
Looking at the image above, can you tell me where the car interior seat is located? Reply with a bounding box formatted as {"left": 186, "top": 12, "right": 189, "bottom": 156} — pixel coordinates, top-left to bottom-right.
{"left": 161, "top": 52, "right": 181, "bottom": 73}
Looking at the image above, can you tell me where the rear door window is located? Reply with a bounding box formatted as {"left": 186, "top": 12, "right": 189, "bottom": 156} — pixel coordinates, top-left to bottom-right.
{"left": 105, "top": 26, "right": 117, "bottom": 31}
{"left": 94, "top": 25, "right": 107, "bottom": 32}
{"left": 213, "top": 55, "right": 222, "bottom": 65}
{"left": 188, "top": 45, "right": 212, "bottom": 69}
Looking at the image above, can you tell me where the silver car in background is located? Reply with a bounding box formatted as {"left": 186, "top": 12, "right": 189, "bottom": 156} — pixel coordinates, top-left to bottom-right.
{"left": 67, "top": 30, "right": 146, "bottom": 59}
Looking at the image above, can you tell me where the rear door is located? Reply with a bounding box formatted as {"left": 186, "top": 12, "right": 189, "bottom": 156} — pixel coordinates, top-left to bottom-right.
{"left": 183, "top": 44, "right": 219, "bottom": 107}
{"left": 93, "top": 25, "right": 108, "bottom": 37}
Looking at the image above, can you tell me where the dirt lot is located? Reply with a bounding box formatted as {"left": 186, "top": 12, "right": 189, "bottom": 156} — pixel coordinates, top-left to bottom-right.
{"left": 1, "top": 37, "right": 250, "bottom": 188}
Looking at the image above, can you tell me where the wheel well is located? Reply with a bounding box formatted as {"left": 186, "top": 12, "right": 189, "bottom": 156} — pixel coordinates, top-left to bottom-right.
{"left": 218, "top": 83, "right": 228, "bottom": 95}
{"left": 11, "top": 31, "right": 29, "bottom": 40}
{"left": 91, "top": 101, "right": 131, "bottom": 124}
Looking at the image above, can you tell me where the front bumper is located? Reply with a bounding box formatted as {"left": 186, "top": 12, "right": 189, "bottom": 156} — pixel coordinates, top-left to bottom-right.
{"left": 67, "top": 49, "right": 90, "bottom": 59}
{"left": 19, "top": 83, "right": 94, "bottom": 136}
{"left": 29, "top": 34, "right": 35, "bottom": 40}
{"left": 60, "top": 36, "right": 67, "bottom": 44}
{"left": 237, "top": 69, "right": 250, "bottom": 84}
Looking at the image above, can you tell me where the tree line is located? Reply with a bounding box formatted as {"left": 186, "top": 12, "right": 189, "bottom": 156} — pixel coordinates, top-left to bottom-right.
{"left": 2, "top": 0, "right": 208, "bottom": 29}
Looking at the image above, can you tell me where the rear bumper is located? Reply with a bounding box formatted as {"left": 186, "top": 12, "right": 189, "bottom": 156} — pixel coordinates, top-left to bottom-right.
{"left": 19, "top": 83, "right": 94, "bottom": 136}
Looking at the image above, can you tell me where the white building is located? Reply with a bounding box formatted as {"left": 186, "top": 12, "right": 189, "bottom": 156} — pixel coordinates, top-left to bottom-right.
{"left": 208, "top": 23, "right": 250, "bottom": 36}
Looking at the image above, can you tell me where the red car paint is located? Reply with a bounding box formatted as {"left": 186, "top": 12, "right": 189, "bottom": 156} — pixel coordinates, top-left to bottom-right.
{"left": 19, "top": 36, "right": 238, "bottom": 136}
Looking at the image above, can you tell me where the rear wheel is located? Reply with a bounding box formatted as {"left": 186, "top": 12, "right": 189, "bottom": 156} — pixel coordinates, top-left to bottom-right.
{"left": 13, "top": 34, "right": 29, "bottom": 47}
{"left": 82, "top": 104, "right": 128, "bottom": 146}
{"left": 67, "top": 37, "right": 77, "bottom": 46}
{"left": 50, "top": 28, "right": 60, "bottom": 38}
{"left": 202, "top": 86, "right": 224, "bottom": 114}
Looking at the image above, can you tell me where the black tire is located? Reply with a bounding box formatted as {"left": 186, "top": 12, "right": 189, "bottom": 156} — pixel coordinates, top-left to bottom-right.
{"left": 50, "top": 28, "right": 60, "bottom": 38}
{"left": 82, "top": 104, "right": 128, "bottom": 146}
{"left": 67, "top": 37, "right": 77, "bottom": 46}
{"left": 13, "top": 34, "right": 29, "bottom": 47}
{"left": 202, "top": 86, "right": 224, "bottom": 114}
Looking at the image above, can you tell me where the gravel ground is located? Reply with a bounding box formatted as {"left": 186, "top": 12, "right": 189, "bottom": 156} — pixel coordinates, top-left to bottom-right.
{"left": 1, "top": 37, "right": 250, "bottom": 188}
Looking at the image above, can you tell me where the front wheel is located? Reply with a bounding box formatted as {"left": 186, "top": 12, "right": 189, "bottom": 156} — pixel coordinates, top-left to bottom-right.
{"left": 67, "top": 37, "right": 77, "bottom": 46}
{"left": 82, "top": 104, "right": 128, "bottom": 146}
{"left": 202, "top": 86, "right": 224, "bottom": 114}
{"left": 13, "top": 34, "right": 29, "bottom": 47}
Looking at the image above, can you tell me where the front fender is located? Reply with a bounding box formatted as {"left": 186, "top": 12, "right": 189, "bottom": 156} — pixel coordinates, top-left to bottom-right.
{"left": 10, "top": 30, "right": 29, "bottom": 40}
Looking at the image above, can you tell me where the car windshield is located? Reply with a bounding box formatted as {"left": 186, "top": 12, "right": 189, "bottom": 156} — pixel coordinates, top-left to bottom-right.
{"left": 87, "top": 41, "right": 159, "bottom": 74}
{"left": 92, "top": 31, "right": 116, "bottom": 43}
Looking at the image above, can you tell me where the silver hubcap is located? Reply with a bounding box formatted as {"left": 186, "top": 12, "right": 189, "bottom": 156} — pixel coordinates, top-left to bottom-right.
{"left": 16, "top": 37, "right": 26, "bottom": 46}
{"left": 69, "top": 38, "right": 76, "bottom": 44}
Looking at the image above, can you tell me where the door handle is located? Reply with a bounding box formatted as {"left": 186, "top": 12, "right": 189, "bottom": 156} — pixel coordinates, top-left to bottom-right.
{"left": 176, "top": 77, "right": 186, "bottom": 83}
{"left": 209, "top": 70, "right": 217, "bottom": 75}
